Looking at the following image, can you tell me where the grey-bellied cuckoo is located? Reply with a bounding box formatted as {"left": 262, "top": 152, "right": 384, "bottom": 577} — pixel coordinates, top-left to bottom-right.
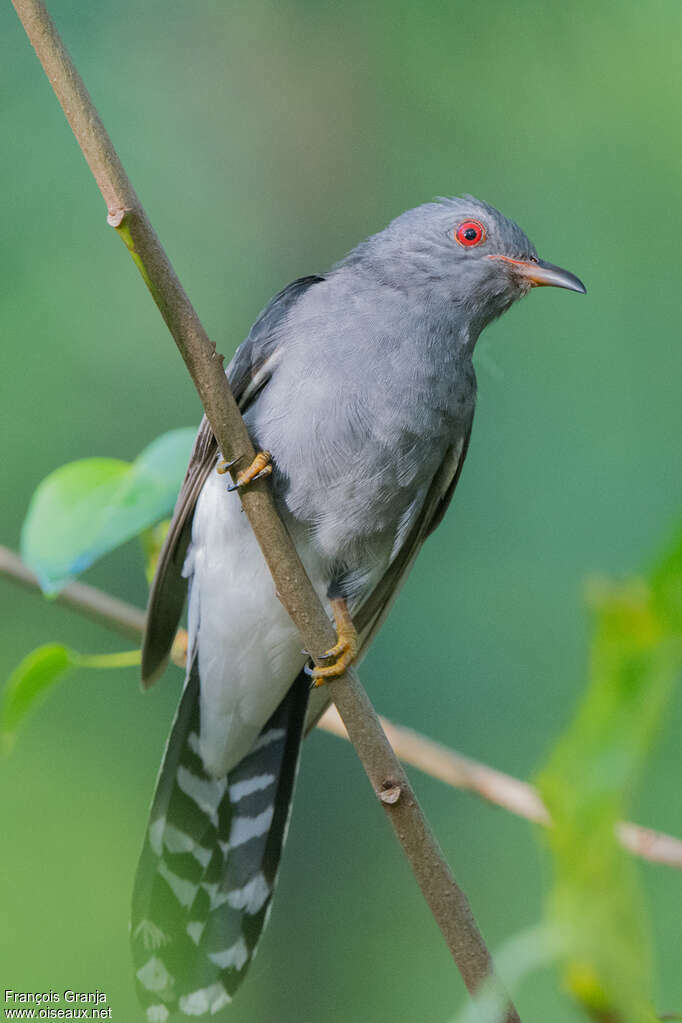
{"left": 131, "top": 195, "right": 585, "bottom": 1019}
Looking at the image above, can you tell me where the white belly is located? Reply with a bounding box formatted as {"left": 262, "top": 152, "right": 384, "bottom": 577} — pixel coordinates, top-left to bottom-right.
{"left": 184, "top": 470, "right": 323, "bottom": 777}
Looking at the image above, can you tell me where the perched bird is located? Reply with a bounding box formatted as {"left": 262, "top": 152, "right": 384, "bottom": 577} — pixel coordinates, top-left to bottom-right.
{"left": 131, "top": 196, "right": 585, "bottom": 1020}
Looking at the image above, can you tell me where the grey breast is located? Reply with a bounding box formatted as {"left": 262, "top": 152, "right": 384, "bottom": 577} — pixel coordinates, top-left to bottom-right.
{"left": 242, "top": 265, "right": 476, "bottom": 593}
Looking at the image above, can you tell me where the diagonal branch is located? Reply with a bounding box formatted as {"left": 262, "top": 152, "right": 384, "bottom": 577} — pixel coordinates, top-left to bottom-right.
{"left": 0, "top": 546, "right": 147, "bottom": 639}
{"left": 10, "top": 3, "right": 519, "bottom": 1017}
{"left": 2, "top": 545, "right": 681, "bottom": 871}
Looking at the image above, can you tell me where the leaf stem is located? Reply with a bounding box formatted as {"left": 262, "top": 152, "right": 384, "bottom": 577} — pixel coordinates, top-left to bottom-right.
{"left": 75, "top": 650, "right": 142, "bottom": 669}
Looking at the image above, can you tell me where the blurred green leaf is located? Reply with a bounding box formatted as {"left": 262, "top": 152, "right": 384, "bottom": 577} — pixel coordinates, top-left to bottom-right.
{"left": 451, "top": 924, "right": 562, "bottom": 1023}
{"left": 1, "top": 644, "right": 141, "bottom": 756}
{"left": 21, "top": 428, "right": 195, "bottom": 593}
{"left": 651, "top": 525, "right": 682, "bottom": 634}
{"left": 1, "top": 644, "right": 76, "bottom": 754}
{"left": 538, "top": 529, "right": 682, "bottom": 1023}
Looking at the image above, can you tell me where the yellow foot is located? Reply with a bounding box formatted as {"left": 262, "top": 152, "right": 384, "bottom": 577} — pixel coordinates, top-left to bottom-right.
{"left": 217, "top": 450, "right": 273, "bottom": 491}
{"left": 310, "top": 598, "right": 358, "bottom": 687}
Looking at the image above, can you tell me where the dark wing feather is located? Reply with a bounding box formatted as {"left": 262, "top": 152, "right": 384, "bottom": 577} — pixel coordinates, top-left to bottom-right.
{"left": 141, "top": 275, "right": 325, "bottom": 687}
{"left": 304, "top": 420, "right": 473, "bottom": 731}
{"left": 141, "top": 419, "right": 217, "bottom": 685}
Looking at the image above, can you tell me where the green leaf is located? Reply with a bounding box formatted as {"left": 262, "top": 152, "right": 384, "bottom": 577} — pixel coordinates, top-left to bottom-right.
{"left": 537, "top": 533, "right": 682, "bottom": 1023}
{"left": 21, "top": 428, "right": 196, "bottom": 593}
{"left": 1, "top": 644, "right": 141, "bottom": 755}
{"left": 1, "top": 644, "right": 77, "bottom": 754}
{"left": 651, "top": 524, "right": 682, "bottom": 633}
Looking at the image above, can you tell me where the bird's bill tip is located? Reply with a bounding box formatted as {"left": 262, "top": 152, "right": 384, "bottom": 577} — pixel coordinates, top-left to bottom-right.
{"left": 491, "top": 254, "right": 587, "bottom": 294}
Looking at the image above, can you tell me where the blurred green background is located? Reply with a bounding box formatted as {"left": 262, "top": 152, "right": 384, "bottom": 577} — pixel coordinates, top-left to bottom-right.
{"left": 1, "top": 1, "right": 680, "bottom": 1020}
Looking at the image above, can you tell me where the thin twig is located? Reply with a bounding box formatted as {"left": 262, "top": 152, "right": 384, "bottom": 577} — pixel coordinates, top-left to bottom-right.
{"left": 0, "top": 547, "right": 146, "bottom": 639}
{"left": 318, "top": 708, "right": 682, "bottom": 870}
{"left": 2, "top": 545, "right": 680, "bottom": 871}
{"left": 10, "top": 3, "right": 520, "bottom": 1016}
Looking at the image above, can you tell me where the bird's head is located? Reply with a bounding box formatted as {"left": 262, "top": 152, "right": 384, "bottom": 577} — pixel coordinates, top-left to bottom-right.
{"left": 346, "top": 195, "right": 586, "bottom": 343}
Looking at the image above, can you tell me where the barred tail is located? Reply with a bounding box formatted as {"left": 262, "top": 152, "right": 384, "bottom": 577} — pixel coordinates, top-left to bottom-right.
{"left": 131, "top": 663, "right": 309, "bottom": 1021}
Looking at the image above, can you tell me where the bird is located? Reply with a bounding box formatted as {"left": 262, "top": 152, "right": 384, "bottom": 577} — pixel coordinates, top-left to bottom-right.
{"left": 130, "top": 195, "right": 585, "bottom": 1020}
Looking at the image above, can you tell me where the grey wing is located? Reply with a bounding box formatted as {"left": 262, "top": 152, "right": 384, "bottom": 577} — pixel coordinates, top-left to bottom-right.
{"left": 141, "top": 274, "right": 325, "bottom": 686}
{"left": 228, "top": 275, "right": 324, "bottom": 409}
{"left": 305, "top": 420, "right": 473, "bottom": 731}
{"left": 356, "top": 422, "right": 472, "bottom": 642}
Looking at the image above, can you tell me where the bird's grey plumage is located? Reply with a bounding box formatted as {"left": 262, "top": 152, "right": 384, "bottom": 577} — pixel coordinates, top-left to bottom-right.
{"left": 134, "top": 196, "right": 585, "bottom": 1019}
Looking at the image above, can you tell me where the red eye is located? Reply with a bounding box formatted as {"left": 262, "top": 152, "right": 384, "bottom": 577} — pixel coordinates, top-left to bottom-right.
{"left": 455, "top": 220, "right": 486, "bottom": 247}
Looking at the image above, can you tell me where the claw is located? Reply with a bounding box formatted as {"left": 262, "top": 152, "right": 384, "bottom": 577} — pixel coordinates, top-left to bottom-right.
{"left": 216, "top": 456, "right": 240, "bottom": 475}
{"left": 303, "top": 661, "right": 321, "bottom": 693}
{"left": 226, "top": 451, "right": 272, "bottom": 491}
{"left": 309, "top": 598, "right": 358, "bottom": 688}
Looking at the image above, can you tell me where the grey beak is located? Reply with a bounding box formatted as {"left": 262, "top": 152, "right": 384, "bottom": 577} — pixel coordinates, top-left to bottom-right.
{"left": 490, "top": 254, "right": 587, "bottom": 293}
{"left": 524, "top": 258, "right": 587, "bottom": 294}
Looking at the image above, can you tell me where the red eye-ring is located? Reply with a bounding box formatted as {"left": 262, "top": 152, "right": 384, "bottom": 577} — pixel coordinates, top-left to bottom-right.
{"left": 455, "top": 219, "right": 486, "bottom": 247}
